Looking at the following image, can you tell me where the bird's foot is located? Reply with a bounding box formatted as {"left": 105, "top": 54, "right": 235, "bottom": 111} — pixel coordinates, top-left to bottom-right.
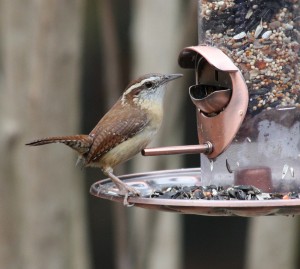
{"left": 103, "top": 169, "right": 140, "bottom": 206}
{"left": 97, "top": 184, "right": 139, "bottom": 206}
{"left": 117, "top": 184, "right": 140, "bottom": 207}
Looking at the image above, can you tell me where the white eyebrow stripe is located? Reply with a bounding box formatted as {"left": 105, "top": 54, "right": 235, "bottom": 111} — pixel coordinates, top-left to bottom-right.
{"left": 123, "top": 77, "right": 157, "bottom": 96}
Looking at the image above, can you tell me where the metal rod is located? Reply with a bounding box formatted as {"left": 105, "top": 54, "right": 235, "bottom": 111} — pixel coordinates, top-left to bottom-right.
{"left": 142, "top": 142, "right": 213, "bottom": 156}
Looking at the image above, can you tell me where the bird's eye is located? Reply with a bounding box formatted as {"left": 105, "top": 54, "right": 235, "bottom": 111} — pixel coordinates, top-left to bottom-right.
{"left": 145, "top": 81, "right": 153, "bottom": 88}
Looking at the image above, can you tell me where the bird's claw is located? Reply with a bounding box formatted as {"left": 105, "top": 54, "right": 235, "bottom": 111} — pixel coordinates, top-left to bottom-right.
{"left": 118, "top": 186, "right": 140, "bottom": 207}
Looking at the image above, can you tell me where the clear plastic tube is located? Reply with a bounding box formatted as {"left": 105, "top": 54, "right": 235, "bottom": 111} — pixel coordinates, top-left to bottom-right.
{"left": 198, "top": 0, "right": 300, "bottom": 192}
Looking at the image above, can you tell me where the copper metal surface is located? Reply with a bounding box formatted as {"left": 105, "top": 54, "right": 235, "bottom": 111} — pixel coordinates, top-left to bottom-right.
{"left": 234, "top": 166, "right": 273, "bottom": 193}
{"left": 178, "top": 45, "right": 238, "bottom": 71}
{"left": 142, "top": 143, "right": 212, "bottom": 156}
{"left": 189, "top": 86, "right": 232, "bottom": 114}
{"left": 178, "top": 45, "right": 249, "bottom": 159}
{"left": 90, "top": 168, "right": 300, "bottom": 217}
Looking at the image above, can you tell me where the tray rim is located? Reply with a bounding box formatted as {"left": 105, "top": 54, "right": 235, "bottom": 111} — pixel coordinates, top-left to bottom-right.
{"left": 90, "top": 168, "right": 300, "bottom": 209}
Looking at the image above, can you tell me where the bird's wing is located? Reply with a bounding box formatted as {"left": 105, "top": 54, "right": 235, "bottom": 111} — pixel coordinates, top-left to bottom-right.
{"left": 85, "top": 104, "right": 149, "bottom": 164}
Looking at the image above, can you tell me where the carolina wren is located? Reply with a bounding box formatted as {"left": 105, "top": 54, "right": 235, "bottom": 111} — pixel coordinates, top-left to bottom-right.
{"left": 26, "top": 73, "right": 183, "bottom": 205}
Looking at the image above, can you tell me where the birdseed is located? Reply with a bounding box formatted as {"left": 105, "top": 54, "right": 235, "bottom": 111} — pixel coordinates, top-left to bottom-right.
{"left": 200, "top": 0, "right": 300, "bottom": 115}
{"left": 149, "top": 184, "right": 300, "bottom": 200}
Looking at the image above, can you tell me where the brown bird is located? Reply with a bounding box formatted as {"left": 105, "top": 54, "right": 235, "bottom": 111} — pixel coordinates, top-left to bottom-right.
{"left": 26, "top": 73, "right": 183, "bottom": 205}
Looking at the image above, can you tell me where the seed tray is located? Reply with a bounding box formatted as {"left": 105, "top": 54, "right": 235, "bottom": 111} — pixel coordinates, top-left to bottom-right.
{"left": 149, "top": 184, "right": 300, "bottom": 200}
{"left": 90, "top": 168, "right": 300, "bottom": 217}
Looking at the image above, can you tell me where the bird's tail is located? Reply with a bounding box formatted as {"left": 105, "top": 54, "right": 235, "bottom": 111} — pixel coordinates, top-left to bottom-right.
{"left": 26, "top": 135, "right": 93, "bottom": 154}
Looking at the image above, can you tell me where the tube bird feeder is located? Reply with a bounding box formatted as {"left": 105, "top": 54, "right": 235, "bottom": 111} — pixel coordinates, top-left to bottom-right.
{"left": 91, "top": 0, "right": 300, "bottom": 216}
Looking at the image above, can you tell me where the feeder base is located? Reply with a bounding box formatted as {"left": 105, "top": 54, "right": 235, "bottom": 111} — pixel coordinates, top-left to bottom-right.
{"left": 90, "top": 168, "right": 300, "bottom": 217}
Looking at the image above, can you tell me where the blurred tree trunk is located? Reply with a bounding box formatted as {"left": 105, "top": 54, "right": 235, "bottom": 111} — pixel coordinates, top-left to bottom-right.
{"left": 246, "top": 217, "right": 299, "bottom": 269}
{"left": 97, "top": 1, "right": 130, "bottom": 268}
{"left": 127, "top": 1, "right": 197, "bottom": 269}
{"left": 0, "top": 1, "right": 90, "bottom": 269}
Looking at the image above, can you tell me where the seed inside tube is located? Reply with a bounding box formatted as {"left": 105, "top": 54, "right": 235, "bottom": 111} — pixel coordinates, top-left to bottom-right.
{"left": 233, "top": 31, "right": 246, "bottom": 40}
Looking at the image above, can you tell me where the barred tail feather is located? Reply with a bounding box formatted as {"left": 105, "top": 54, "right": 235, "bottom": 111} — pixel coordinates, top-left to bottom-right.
{"left": 26, "top": 135, "right": 93, "bottom": 154}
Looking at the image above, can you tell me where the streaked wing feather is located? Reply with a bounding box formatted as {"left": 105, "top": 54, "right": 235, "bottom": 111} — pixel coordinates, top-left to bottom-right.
{"left": 86, "top": 104, "right": 148, "bottom": 164}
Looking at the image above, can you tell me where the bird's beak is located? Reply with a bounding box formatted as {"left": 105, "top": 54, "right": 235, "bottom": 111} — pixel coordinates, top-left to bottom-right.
{"left": 162, "top": 73, "right": 183, "bottom": 84}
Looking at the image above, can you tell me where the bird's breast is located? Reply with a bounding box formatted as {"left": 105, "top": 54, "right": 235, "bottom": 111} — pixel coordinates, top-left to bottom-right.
{"left": 142, "top": 102, "right": 164, "bottom": 130}
{"left": 97, "top": 126, "right": 158, "bottom": 169}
